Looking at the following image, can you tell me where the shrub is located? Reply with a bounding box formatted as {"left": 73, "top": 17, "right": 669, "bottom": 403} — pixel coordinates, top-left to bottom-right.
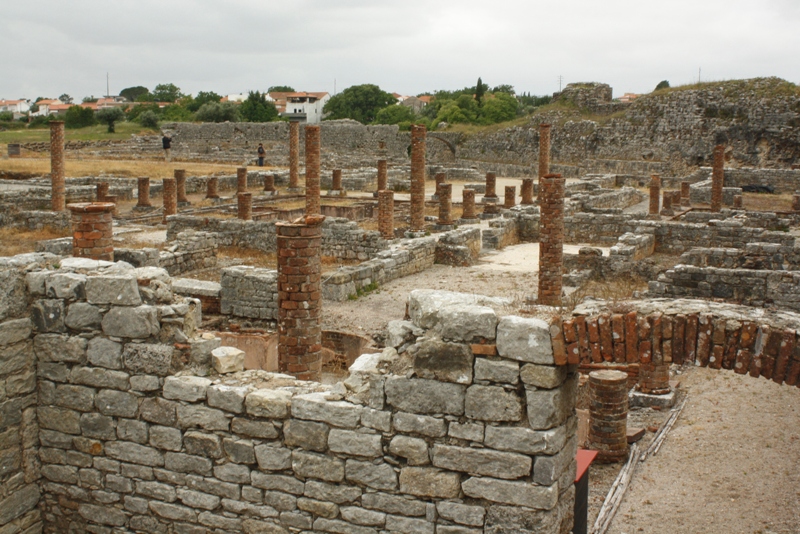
{"left": 64, "top": 105, "right": 96, "bottom": 129}
{"left": 95, "top": 107, "right": 125, "bottom": 133}
{"left": 0, "top": 111, "right": 13, "bottom": 122}
{"left": 195, "top": 102, "right": 240, "bottom": 123}
{"left": 139, "top": 110, "right": 159, "bottom": 129}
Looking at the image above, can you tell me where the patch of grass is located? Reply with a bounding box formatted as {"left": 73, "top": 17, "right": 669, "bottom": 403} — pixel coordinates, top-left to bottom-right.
{"left": 0, "top": 122, "right": 156, "bottom": 145}
{"left": 0, "top": 226, "right": 71, "bottom": 256}
{"left": 349, "top": 281, "right": 379, "bottom": 300}
{"left": 217, "top": 247, "right": 277, "bottom": 269}
{"left": 561, "top": 275, "right": 649, "bottom": 315}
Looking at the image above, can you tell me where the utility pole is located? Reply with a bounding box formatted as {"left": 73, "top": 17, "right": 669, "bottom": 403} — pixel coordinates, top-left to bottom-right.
{"left": 558, "top": 75, "right": 564, "bottom": 92}
{"left": 334, "top": 78, "right": 336, "bottom": 95}
{"left": 698, "top": 67, "right": 701, "bottom": 84}
{"left": 106, "top": 72, "right": 110, "bottom": 98}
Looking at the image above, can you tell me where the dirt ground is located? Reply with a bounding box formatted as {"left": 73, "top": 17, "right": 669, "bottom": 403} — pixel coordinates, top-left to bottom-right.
{"left": 321, "top": 259, "right": 800, "bottom": 534}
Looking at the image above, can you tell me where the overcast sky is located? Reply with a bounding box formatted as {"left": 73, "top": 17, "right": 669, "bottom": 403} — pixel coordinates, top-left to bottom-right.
{"left": 2, "top": 0, "right": 799, "bottom": 102}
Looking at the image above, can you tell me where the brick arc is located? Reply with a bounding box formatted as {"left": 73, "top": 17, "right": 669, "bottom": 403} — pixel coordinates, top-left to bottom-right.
{"left": 378, "top": 190, "right": 394, "bottom": 240}
{"left": 410, "top": 124, "right": 426, "bottom": 231}
{"left": 305, "top": 125, "right": 321, "bottom": 216}
{"left": 711, "top": 145, "right": 724, "bottom": 212}
{"left": 289, "top": 121, "right": 300, "bottom": 188}
{"left": 68, "top": 202, "right": 115, "bottom": 261}
{"left": 137, "top": 177, "right": 152, "bottom": 207}
{"left": 588, "top": 369, "right": 629, "bottom": 463}
{"left": 277, "top": 217, "right": 324, "bottom": 381}
{"left": 50, "top": 121, "right": 65, "bottom": 211}
{"left": 538, "top": 174, "right": 565, "bottom": 306}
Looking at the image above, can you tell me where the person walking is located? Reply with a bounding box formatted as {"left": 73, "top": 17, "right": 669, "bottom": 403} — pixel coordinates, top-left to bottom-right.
{"left": 257, "top": 143, "right": 266, "bottom": 167}
{"left": 162, "top": 134, "right": 172, "bottom": 162}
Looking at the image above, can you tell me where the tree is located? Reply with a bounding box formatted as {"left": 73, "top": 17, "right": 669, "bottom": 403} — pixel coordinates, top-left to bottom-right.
{"left": 0, "top": 111, "right": 13, "bottom": 122}
{"left": 195, "top": 102, "right": 240, "bottom": 123}
{"left": 492, "top": 84, "right": 515, "bottom": 95}
{"left": 475, "top": 77, "right": 486, "bottom": 105}
{"left": 64, "top": 105, "right": 96, "bottom": 129}
{"left": 480, "top": 92, "right": 518, "bottom": 124}
{"left": 126, "top": 102, "right": 160, "bottom": 122}
{"left": 161, "top": 104, "right": 193, "bottom": 122}
{"left": 95, "top": 107, "right": 125, "bottom": 133}
{"left": 268, "top": 86, "right": 295, "bottom": 93}
{"left": 184, "top": 91, "right": 222, "bottom": 112}
{"left": 323, "top": 84, "right": 396, "bottom": 124}
{"left": 82, "top": 96, "right": 98, "bottom": 103}
{"left": 151, "top": 83, "right": 183, "bottom": 103}
{"left": 655, "top": 80, "right": 670, "bottom": 91}
{"left": 59, "top": 94, "right": 73, "bottom": 104}
{"left": 120, "top": 86, "right": 150, "bottom": 102}
{"left": 239, "top": 91, "right": 279, "bottom": 122}
{"left": 373, "top": 104, "right": 415, "bottom": 125}
{"left": 139, "top": 110, "right": 159, "bottom": 129}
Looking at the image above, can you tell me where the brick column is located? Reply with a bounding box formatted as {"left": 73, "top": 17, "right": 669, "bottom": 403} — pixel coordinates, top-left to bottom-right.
{"left": 648, "top": 174, "right": 661, "bottom": 217}
{"left": 206, "top": 177, "right": 219, "bottom": 199}
{"left": 538, "top": 123, "right": 551, "bottom": 179}
{"left": 175, "top": 169, "right": 189, "bottom": 205}
{"left": 538, "top": 174, "right": 565, "bottom": 306}
{"left": 50, "top": 120, "right": 65, "bottom": 212}
{"left": 660, "top": 191, "right": 674, "bottom": 216}
{"left": 378, "top": 190, "right": 394, "bottom": 240}
{"left": 289, "top": 121, "right": 300, "bottom": 189}
{"left": 377, "top": 160, "right": 388, "bottom": 192}
{"left": 162, "top": 177, "right": 177, "bottom": 224}
{"left": 521, "top": 178, "right": 534, "bottom": 205}
{"left": 711, "top": 144, "right": 724, "bottom": 212}
{"left": 792, "top": 192, "right": 800, "bottom": 212}
{"left": 638, "top": 362, "right": 670, "bottom": 395}
{"left": 237, "top": 167, "right": 248, "bottom": 194}
{"left": 68, "top": 202, "right": 115, "bottom": 261}
{"left": 96, "top": 182, "right": 109, "bottom": 202}
{"left": 277, "top": 216, "right": 325, "bottom": 381}
{"left": 263, "top": 174, "right": 276, "bottom": 192}
{"left": 504, "top": 186, "right": 516, "bottom": 209}
{"left": 438, "top": 183, "right": 452, "bottom": 225}
{"left": 136, "top": 177, "right": 152, "bottom": 208}
{"left": 671, "top": 190, "right": 681, "bottom": 208}
{"left": 434, "top": 172, "right": 446, "bottom": 199}
{"left": 484, "top": 172, "right": 497, "bottom": 200}
{"left": 680, "top": 181, "right": 691, "bottom": 207}
{"left": 733, "top": 195, "right": 743, "bottom": 209}
{"left": 410, "top": 124, "right": 426, "bottom": 232}
{"left": 588, "top": 370, "right": 629, "bottom": 463}
{"left": 462, "top": 189, "right": 477, "bottom": 220}
{"left": 331, "top": 169, "right": 342, "bottom": 191}
{"left": 305, "top": 125, "right": 321, "bottom": 216}
{"left": 238, "top": 193, "right": 252, "bottom": 221}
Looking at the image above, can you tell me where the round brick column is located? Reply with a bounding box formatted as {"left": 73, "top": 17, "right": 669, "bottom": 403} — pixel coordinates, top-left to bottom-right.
{"left": 680, "top": 181, "right": 691, "bottom": 207}
{"left": 484, "top": 172, "right": 497, "bottom": 199}
{"left": 462, "top": 189, "right": 477, "bottom": 219}
{"left": 206, "top": 177, "right": 219, "bottom": 199}
{"left": 660, "top": 190, "right": 674, "bottom": 216}
{"left": 175, "top": 169, "right": 189, "bottom": 204}
{"left": 68, "top": 202, "right": 115, "bottom": 261}
{"left": 521, "top": 178, "right": 534, "bottom": 205}
{"left": 434, "top": 173, "right": 446, "bottom": 198}
{"left": 711, "top": 144, "right": 724, "bottom": 212}
{"left": 588, "top": 369, "right": 629, "bottom": 463}
{"left": 162, "top": 177, "right": 177, "bottom": 224}
{"left": 238, "top": 193, "right": 252, "bottom": 221}
{"left": 378, "top": 190, "right": 394, "bottom": 240}
{"left": 289, "top": 121, "right": 300, "bottom": 189}
{"left": 733, "top": 195, "right": 743, "bottom": 208}
{"left": 377, "top": 160, "right": 388, "bottom": 192}
{"left": 331, "top": 169, "right": 342, "bottom": 191}
{"left": 538, "top": 123, "right": 551, "bottom": 179}
{"left": 263, "top": 174, "right": 276, "bottom": 192}
{"left": 277, "top": 216, "right": 325, "bottom": 381}
{"left": 638, "top": 362, "right": 671, "bottom": 394}
{"left": 237, "top": 167, "right": 248, "bottom": 194}
{"left": 672, "top": 190, "right": 681, "bottom": 207}
{"left": 410, "top": 124, "right": 427, "bottom": 232}
{"left": 504, "top": 186, "right": 516, "bottom": 209}
{"left": 438, "top": 183, "right": 452, "bottom": 225}
{"left": 792, "top": 192, "right": 800, "bottom": 212}
{"left": 538, "top": 174, "right": 565, "bottom": 306}
{"left": 96, "top": 182, "right": 109, "bottom": 202}
{"left": 137, "top": 177, "right": 152, "bottom": 208}
{"left": 648, "top": 175, "right": 661, "bottom": 217}
{"left": 305, "top": 125, "right": 321, "bottom": 216}
{"left": 50, "top": 121, "right": 66, "bottom": 212}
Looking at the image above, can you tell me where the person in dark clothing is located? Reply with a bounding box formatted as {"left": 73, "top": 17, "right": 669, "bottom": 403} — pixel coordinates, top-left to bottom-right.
{"left": 162, "top": 134, "right": 172, "bottom": 161}
{"left": 257, "top": 143, "right": 266, "bottom": 167}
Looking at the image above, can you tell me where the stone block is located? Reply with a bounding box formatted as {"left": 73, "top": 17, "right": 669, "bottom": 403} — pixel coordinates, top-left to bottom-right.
{"left": 80, "top": 412, "right": 116, "bottom": 440}
{"left": 165, "top": 452, "right": 212, "bottom": 475}
{"left": 388, "top": 435, "right": 429, "bottom": 465}
{"left": 140, "top": 397, "right": 178, "bottom": 426}
{"left": 38, "top": 406, "right": 81, "bottom": 434}
{"left": 361, "top": 492, "right": 427, "bottom": 516}
{"left": 0, "top": 318, "right": 32, "bottom": 347}
{"left": 304, "top": 480, "right": 362, "bottom": 504}
{"left": 233, "top": 417, "right": 279, "bottom": 439}
{"left": 150, "top": 425, "right": 183, "bottom": 451}
{"left": 462, "top": 477, "right": 558, "bottom": 510}
{"left": 130, "top": 374, "right": 160, "bottom": 392}
{"left": 411, "top": 339, "right": 473, "bottom": 384}
{"left": 385, "top": 514, "right": 434, "bottom": 534}
{"left": 465, "top": 385, "right": 523, "bottom": 422}
{"left": 246, "top": 389, "right": 292, "bottom": 419}
{"left": 207, "top": 384, "right": 249, "bottom": 414}
{"left": 340, "top": 506, "right": 386, "bottom": 527}
{"left": 214, "top": 462, "right": 251, "bottom": 483}
{"left": 255, "top": 444, "right": 292, "bottom": 471}
{"left": 116, "top": 418, "right": 149, "bottom": 445}
{"left": 54, "top": 384, "right": 95, "bottom": 412}
{"left": 86, "top": 274, "right": 142, "bottom": 306}
{"left": 434, "top": 305, "right": 499, "bottom": 342}
{"left": 176, "top": 404, "right": 230, "bottom": 431}
{"left": 78, "top": 503, "right": 127, "bottom": 526}
{"left": 31, "top": 299, "right": 65, "bottom": 333}
{"left": 251, "top": 472, "right": 304, "bottom": 495}
{"left": 87, "top": 337, "right": 123, "bottom": 369}
{"left": 345, "top": 459, "right": 398, "bottom": 491}
{"left": 526, "top": 373, "right": 577, "bottom": 430}
{"left": 212, "top": 346, "right": 245, "bottom": 374}
{"left": 484, "top": 421, "right": 570, "bottom": 455}
{"left": 496, "top": 316, "right": 554, "bottom": 364}
{"left": 392, "top": 411, "right": 446, "bottom": 438}
{"left": 448, "top": 421, "right": 484, "bottom": 442}
{"left": 474, "top": 357, "right": 519, "bottom": 384}
{"left": 520, "top": 363, "right": 567, "bottom": 389}
{"left": 533, "top": 436, "right": 578, "bottom": 485}
{"left": 69, "top": 366, "right": 129, "bottom": 390}
{"left": 399, "top": 467, "right": 461, "bottom": 498}
{"left": 284, "top": 419, "right": 329, "bottom": 452}
{"left": 101, "top": 305, "right": 159, "bottom": 339}
{"left": 123, "top": 343, "right": 174, "bottom": 376}
{"left": 328, "top": 428, "right": 383, "bottom": 458}
{"left": 384, "top": 377, "right": 465, "bottom": 415}
{"left": 35, "top": 333, "right": 86, "bottom": 363}
{"left": 105, "top": 441, "right": 164, "bottom": 467}
{"left": 224, "top": 437, "right": 256, "bottom": 464}
{"left": 292, "top": 450, "right": 344, "bottom": 482}
{"left": 163, "top": 375, "right": 212, "bottom": 402}
{"left": 65, "top": 302, "right": 102, "bottom": 330}
{"left": 432, "top": 444, "right": 531, "bottom": 479}
{"left": 385, "top": 320, "right": 423, "bottom": 348}
{"left": 95, "top": 389, "right": 139, "bottom": 417}
{"left": 436, "top": 501, "right": 486, "bottom": 527}
{"left": 177, "top": 488, "right": 221, "bottom": 510}
{"left": 184, "top": 430, "right": 224, "bottom": 458}
{"left": 291, "top": 392, "right": 362, "bottom": 428}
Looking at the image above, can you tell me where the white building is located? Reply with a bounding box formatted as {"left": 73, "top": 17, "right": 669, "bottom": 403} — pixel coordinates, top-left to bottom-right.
{"left": 0, "top": 99, "right": 31, "bottom": 119}
{"left": 268, "top": 92, "right": 330, "bottom": 124}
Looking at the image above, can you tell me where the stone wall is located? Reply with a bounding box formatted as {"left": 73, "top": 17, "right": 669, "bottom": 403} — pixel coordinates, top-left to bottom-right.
{"left": 635, "top": 219, "right": 796, "bottom": 254}
{"left": 321, "top": 218, "right": 387, "bottom": 261}
{"left": 570, "top": 187, "right": 644, "bottom": 211}
{"left": 220, "top": 266, "right": 278, "bottom": 321}
{"left": 482, "top": 217, "right": 520, "bottom": 250}
{"left": 689, "top": 179, "right": 741, "bottom": 206}
{"left": 678, "top": 242, "right": 800, "bottom": 270}
{"left": 434, "top": 227, "right": 482, "bottom": 266}
{"left": 687, "top": 167, "right": 800, "bottom": 194}
{"left": 0, "top": 210, "right": 71, "bottom": 231}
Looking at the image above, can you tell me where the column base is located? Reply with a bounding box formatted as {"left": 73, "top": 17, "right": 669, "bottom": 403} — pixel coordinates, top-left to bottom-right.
{"left": 286, "top": 187, "right": 305, "bottom": 194}
{"left": 132, "top": 205, "right": 155, "bottom": 212}
{"left": 431, "top": 223, "right": 454, "bottom": 232}
{"left": 458, "top": 218, "right": 480, "bottom": 225}
{"left": 178, "top": 201, "right": 191, "bottom": 208}
{"left": 646, "top": 214, "right": 661, "bottom": 220}
{"left": 262, "top": 191, "right": 279, "bottom": 197}
{"left": 481, "top": 196, "right": 499, "bottom": 204}
{"left": 479, "top": 212, "right": 500, "bottom": 220}
{"left": 405, "top": 230, "right": 427, "bottom": 239}
{"left": 327, "top": 190, "right": 346, "bottom": 196}
{"left": 630, "top": 388, "right": 676, "bottom": 408}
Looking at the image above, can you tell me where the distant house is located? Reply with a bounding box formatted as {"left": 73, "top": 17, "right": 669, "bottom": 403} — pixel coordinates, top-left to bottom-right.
{"left": 0, "top": 99, "right": 31, "bottom": 119}
{"left": 619, "top": 93, "right": 640, "bottom": 104}
{"left": 268, "top": 92, "right": 330, "bottom": 124}
{"left": 398, "top": 95, "right": 427, "bottom": 114}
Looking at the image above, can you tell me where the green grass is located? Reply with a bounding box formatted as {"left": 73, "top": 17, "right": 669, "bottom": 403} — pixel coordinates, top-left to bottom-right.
{"left": 0, "top": 121, "right": 157, "bottom": 144}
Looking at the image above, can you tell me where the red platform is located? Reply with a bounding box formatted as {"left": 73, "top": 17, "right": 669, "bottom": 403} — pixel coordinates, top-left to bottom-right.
{"left": 576, "top": 448, "right": 598, "bottom": 482}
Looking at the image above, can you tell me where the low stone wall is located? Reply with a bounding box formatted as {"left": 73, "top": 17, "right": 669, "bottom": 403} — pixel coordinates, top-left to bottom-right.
{"left": 561, "top": 298, "right": 800, "bottom": 386}
{"left": 635, "top": 219, "right": 796, "bottom": 254}
{"left": 678, "top": 242, "right": 800, "bottom": 270}
{"left": 0, "top": 209, "right": 71, "bottom": 231}
{"left": 482, "top": 217, "right": 520, "bottom": 250}
{"left": 611, "top": 232, "right": 655, "bottom": 261}
{"left": 167, "top": 217, "right": 278, "bottom": 253}
{"left": 570, "top": 187, "right": 644, "bottom": 211}
{"left": 681, "top": 210, "right": 798, "bottom": 230}
{"left": 689, "top": 179, "right": 740, "bottom": 206}
{"left": 686, "top": 167, "right": 800, "bottom": 194}
{"left": 114, "top": 232, "right": 219, "bottom": 276}
{"left": 564, "top": 213, "right": 642, "bottom": 245}
{"left": 220, "top": 266, "right": 279, "bottom": 320}
{"left": 322, "top": 218, "right": 387, "bottom": 261}
{"left": 434, "top": 227, "right": 482, "bottom": 266}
